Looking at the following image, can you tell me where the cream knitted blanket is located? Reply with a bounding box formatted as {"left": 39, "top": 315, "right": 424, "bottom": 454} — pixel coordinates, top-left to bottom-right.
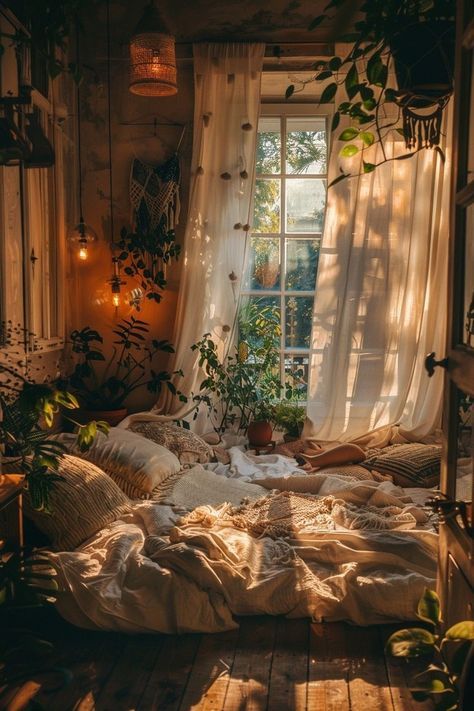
{"left": 180, "top": 489, "right": 425, "bottom": 538}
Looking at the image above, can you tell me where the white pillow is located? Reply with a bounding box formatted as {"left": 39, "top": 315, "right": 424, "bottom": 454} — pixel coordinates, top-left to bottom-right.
{"left": 58, "top": 427, "right": 181, "bottom": 498}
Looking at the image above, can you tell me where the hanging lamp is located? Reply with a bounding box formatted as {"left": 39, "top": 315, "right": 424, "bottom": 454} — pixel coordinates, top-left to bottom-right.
{"left": 68, "top": 27, "right": 97, "bottom": 261}
{"left": 129, "top": 1, "right": 177, "bottom": 97}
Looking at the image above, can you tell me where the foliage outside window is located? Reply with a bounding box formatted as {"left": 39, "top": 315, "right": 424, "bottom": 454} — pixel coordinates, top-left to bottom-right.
{"left": 240, "top": 113, "right": 328, "bottom": 402}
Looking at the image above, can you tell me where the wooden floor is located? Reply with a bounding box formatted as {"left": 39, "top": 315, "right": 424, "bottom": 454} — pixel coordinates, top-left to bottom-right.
{"left": 2, "top": 612, "right": 433, "bottom": 711}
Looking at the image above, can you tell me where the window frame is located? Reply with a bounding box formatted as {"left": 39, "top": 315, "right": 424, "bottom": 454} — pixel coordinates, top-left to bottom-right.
{"left": 241, "top": 103, "right": 332, "bottom": 399}
{"left": 0, "top": 12, "right": 67, "bottom": 355}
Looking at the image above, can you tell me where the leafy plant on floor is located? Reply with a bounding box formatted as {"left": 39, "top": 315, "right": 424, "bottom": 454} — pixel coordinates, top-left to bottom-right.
{"left": 0, "top": 323, "right": 108, "bottom": 510}
{"left": 192, "top": 303, "right": 282, "bottom": 434}
{"left": 66, "top": 317, "right": 187, "bottom": 411}
{"left": 386, "top": 588, "right": 474, "bottom": 710}
{"left": 288, "top": 0, "right": 455, "bottom": 185}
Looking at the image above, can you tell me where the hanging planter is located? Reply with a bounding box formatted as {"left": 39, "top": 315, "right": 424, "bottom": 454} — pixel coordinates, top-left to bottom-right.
{"left": 390, "top": 19, "right": 455, "bottom": 149}
{"left": 299, "top": 0, "right": 456, "bottom": 184}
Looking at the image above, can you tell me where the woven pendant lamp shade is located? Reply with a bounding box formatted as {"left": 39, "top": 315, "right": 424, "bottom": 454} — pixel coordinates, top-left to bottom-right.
{"left": 129, "top": 2, "right": 177, "bottom": 96}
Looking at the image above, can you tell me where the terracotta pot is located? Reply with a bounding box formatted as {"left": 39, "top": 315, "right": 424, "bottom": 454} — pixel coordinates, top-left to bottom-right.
{"left": 247, "top": 420, "right": 273, "bottom": 447}
{"left": 76, "top": 408, "right": 128, "bottom": 427}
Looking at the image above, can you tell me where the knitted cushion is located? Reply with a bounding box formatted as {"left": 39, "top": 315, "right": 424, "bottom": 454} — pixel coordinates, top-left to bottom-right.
{"left": 23, "top": 455, "right": 130, "bottom": 551}
{"left": 362, "top": 443, "right": 441, "bottom": 487}
{"left": 128, "top": 422, "right": 213, "bottom": 465}
{"left": 58, "top": 427, "right": 181, "bottom": 498}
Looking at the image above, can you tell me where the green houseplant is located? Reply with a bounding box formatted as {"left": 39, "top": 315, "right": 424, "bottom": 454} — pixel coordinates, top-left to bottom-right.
{"left": 271, "top": 400, "right": 306, "bottom": 441}
{"left": 66, "top": 316, "right": 186, "bottom": 425}
{"left": 289, "top": 0, "right": 455, "bottom": 185}
{"left": 386, "top": 589, "right": 474, "bottom": 710}
{"left": 192, "top": 302, "right": 282, "bottom": 439}
{"left": 0, "top": 323, "right": 107, "bottom": 510}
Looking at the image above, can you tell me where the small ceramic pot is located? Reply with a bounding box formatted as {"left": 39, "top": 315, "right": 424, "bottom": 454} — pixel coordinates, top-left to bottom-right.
{"left": 247, "top": 420, "right": 273, "bottom": 447}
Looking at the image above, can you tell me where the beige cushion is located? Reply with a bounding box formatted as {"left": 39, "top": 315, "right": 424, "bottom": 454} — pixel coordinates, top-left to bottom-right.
{"left": 362, "top": 443, "right": 442, "bottom": 487}
{"left": 128, "top": 422, "right": 213, "bottom": 465}
{"left": 23, "top": 455, "right": 130, "bottom": 551}
{"left": 58, "top": 428, "right": 181, "bottom": 498}
{"left": 258, "top": 465, "right": 386, "bottom": 492}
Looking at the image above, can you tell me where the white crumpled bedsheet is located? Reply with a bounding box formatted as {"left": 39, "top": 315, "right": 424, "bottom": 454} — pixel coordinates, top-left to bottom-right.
{"left": 48, "top": 473, "right": 437, "bottom": 634}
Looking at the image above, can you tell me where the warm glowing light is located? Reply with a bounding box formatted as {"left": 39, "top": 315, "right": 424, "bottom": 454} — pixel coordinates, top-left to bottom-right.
{"left": 78, "top": 245, "right": 88, "bottom": 261}
{"left": 112, "top": 292, "right": 121, "bottom": 308}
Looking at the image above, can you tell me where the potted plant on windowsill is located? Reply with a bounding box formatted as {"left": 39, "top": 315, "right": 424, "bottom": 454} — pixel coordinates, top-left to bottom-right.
{"left": 289, "top": 0, "right": 455, "bottom": 185}
{"left": 64, "top": 316, "right": 186, "bottom": 426}
{"left": 271, "top": 400, "right": 306, "bottom": 442}
{"left": 192, "top": 301, "right": 282, "bottom": 440}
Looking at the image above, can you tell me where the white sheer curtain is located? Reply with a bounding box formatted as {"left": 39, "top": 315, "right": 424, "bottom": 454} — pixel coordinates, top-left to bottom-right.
{"left": 160, "top": 43, "right": 264, "bottom": 419}
{"left": 305, "top": 111, "right": 452, "bottom": 442}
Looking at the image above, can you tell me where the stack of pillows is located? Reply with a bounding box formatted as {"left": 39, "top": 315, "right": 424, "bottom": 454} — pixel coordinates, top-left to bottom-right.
{"left": 24, "top": 423, "right": 442, "bottom": 552}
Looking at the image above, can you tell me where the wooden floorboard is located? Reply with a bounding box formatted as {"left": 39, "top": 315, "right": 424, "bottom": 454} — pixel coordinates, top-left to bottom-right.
{"left": 0, "top": 613, "right": 434, "bottom": 711}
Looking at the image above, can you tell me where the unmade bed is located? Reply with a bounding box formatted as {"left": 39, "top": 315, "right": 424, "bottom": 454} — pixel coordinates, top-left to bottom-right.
{"left": 26, "top": 428, "right": 442, "bottom": 635}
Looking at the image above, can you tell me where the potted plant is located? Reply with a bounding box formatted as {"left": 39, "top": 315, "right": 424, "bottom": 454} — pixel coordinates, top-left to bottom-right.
{"left": 65, "top": 316, "right": 186, "bottom": 426}
{"left": 271, "top": 400, "right": 306, "bottom": 442}
{"left": 192, "top": 302, "right": 282, "bottom": 439}
{"left": 386, "top": 588, "right": 474, "bottom": 710}
{"left": 288, "top": 0, "right": 455, "bottom": 185}
{"left": 0, "top": 361, "right": 107, "bottom": 511}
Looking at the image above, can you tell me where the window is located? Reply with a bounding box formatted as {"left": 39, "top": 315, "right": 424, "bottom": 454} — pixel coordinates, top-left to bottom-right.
{"left": 240, "top": 107, "right": 328, "bottom": 400}
{"left": 0, "top": 11, "right": 69, "bottom": 351}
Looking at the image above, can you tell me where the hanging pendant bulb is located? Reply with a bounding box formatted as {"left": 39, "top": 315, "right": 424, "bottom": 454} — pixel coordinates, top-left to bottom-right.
{"left": 129, "top": 1, "right": 178, "bottom": 96}
{"left": 70, "top": 25, "right": 96, "bottom": 261}
{"left": 108, "top": 256, "right": 126, "bottom": 309}
{"left": 69, "top": 218, "right": 98, "bottom": 261}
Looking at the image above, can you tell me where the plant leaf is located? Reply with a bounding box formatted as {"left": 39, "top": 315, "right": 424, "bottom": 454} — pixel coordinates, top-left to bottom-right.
{"left": 338, "top": 127, "right": 359, "bottom": 141}
{"left": 360, "top": 131, "right": 375, "bottom": 147}
{"left": 320, "top": 82, "right": 338, "bottom": 103}
{"left": 285, "top": 84, "right": 295, "bottom": 99}
{"left": 363, "top": 161, "right": 375, "bottom": 173}
{"left": 445, "top": 621, "right": 474, "bottom": 641}
{"left": 339, "top": 144, "right": 359, "bottom": 158}
{"left": 417, "top": 588, "right": 441, "bottom": 626}
{"left": 331, "top": 111, "right": 340, "bottom": 131}
{"left": 385, "top": 628, "right": 436, "bottom": 657}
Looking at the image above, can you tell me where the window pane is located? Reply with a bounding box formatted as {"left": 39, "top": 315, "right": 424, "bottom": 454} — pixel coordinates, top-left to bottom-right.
{"left": 257, "top": 117, "right": 281, "bottom": 174}
{"left": 286, "top": 238, "right": 320, "bottom": 291}
{"left": 244, "top": 236, "right": 280, "bottom": 291}
{"left": 239, "top": 296, "right": 281, "bottom": 350}
{"left": 253, "top": 179, "right": 280, "bottom": 233}
{"left": 285, "top": 296, "right": 313, "bottom": 348}
{"left": 284, "top": 354, "right": 309, "bottom": 400}
{"left": 286, "top": 179, "right": 326, "bottom": 233}
{"left": 286, "top": 117, "right": 327, "bottom": 175}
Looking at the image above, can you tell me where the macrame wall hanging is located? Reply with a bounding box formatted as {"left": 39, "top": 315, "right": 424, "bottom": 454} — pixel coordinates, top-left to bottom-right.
{"left": 401, "top": 96, "right": 449, "bottom": 151}
{"left": 129, "top": 151, "right": 181, "bottom": 233}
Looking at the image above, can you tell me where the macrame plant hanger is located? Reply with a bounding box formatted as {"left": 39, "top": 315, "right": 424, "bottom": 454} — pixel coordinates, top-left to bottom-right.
{"left": 401, "top": 96, "right": 449, "bottom": 150}
{"left": 128, "top": 122, "right": 185, "bottom": 234}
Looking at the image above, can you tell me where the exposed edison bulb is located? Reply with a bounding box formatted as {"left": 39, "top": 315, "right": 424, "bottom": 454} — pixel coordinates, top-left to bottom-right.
{"left": 112, "top": 292, "right": 121, "bottom": 308}
{"left": 78, "top": 243, "right": 88, "bottom": 261}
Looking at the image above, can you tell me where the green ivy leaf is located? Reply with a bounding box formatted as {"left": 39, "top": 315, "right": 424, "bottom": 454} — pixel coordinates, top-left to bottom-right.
{"left": 329, "top": 56, "right": 342, "bottom": 71}
{"left": 445, "top": 621, "right": 474, "bottom": 641}
{"left": 331, "top": 112, "right": 340, "bottom": 131}
{"left": 345, "top": 63, "right": 359, "bottom": 97}
{"left": 338, "top": 127, "right": 359, "bottom": 141}
{"left": 386, "top": 628, "right": 436, "bottom": 657}
{"left": 285, "top": 84, "right": 295, "bottom": 99}
{"left": 339, "top": 144, "right": 359, "bottom": 158}
{"left": 363, "top": 160, "right": 375, "bottom": 173}
{"left": 316, "top": 70, "right": 333, "bottom": 81}
{"left": 320, "top": 82, "right": 338, "bottom": 103}
{"left": 417, "top": 588, "right": 441, "bottom": 626}
{"left": 360, "top": 131, "right": 375, "bottom": 147}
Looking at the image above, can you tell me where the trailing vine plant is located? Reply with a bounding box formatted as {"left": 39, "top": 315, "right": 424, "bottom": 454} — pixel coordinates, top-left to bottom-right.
{"left": 286, "top": 0, "right": 455, "bottom": 186}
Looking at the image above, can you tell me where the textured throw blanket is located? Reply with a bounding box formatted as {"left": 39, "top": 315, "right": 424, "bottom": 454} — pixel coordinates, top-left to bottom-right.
{"left": 180, "top": 489, "right": 427, "bottom": 539}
